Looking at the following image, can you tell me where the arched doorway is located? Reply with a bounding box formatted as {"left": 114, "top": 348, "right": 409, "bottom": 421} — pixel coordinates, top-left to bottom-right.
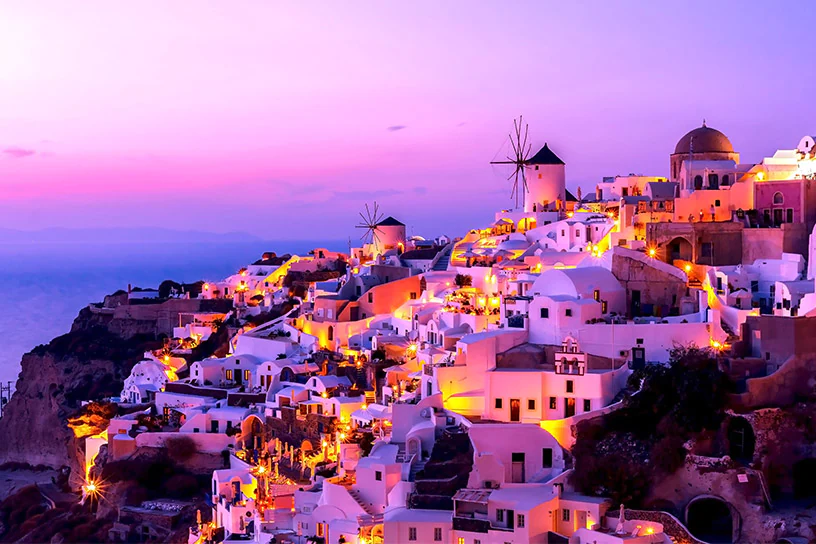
{"left": 686, "top": 496, "right": 737, "bottom": 543}
{"left": 241, "top": 415, "right": 265, "bottom": 450}
{"left": 407, "top": 437, "right": 421, "bottom": 458}
{"left": 667, "top": 237, "right": 693, "bottom": 263}
{"left": 726, "top": 417, "right": 755, "bottom": 464}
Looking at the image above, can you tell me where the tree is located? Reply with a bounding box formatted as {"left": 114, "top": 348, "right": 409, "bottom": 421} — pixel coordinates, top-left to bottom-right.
{"left": 454, "top": 274, "right": 472, "bottom": 287}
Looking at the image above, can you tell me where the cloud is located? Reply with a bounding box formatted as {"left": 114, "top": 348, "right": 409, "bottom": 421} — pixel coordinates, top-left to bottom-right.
{"left": 386, "top": 125, "right": 407, "bottom": 132}
{"left": 3, "top": 147, "right": 36, "bottom": 159}
{"left": 332, "top": 188, "right": 403, "bottom": 200}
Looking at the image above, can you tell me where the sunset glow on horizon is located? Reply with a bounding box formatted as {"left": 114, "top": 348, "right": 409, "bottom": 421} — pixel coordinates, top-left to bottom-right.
{"left": 1, "top": 1, "right": 813, "bottom": 239}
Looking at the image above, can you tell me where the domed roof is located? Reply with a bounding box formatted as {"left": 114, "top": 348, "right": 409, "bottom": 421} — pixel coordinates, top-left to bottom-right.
{"left": 674, "top": 122, "right": 734, "bottom": 155}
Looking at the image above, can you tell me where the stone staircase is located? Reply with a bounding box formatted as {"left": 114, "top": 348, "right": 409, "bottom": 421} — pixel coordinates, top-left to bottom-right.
{"left": 348, "top": 487, "right": 378, "bottom": 516}
{"left": 409, "top": 460, "right": 426, "bottom": 482}
{"left": 432, "top": 244, "right": 453, "bottom": 271}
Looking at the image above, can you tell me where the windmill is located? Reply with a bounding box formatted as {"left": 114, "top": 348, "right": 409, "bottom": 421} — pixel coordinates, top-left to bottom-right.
{"left": 355, "top": 201, "right": 384, "bottom": 250}
{"left": 491, "top": 115, "right": 532, "bottom": 209}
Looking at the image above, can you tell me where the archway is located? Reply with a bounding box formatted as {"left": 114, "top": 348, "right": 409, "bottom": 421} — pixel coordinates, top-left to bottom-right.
{"left": 726, "top": 417, "right": 755, "bottom": 464}
{"left": 241, "top": 414, "right": 265, "bottom": 450}
{"left": 793, "top": 459, "right": 816, "bottom": 498}
{"left": 407, "top": 437, "right": 421, "bottom": 458}
{"left": 667, "top": 237, "right": 693, "bottom": 263}
{"left": 686, "top": 496, "right": 737, "bottom": 543}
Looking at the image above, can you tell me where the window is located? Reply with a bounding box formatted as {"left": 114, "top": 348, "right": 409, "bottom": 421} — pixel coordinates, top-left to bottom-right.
{"left": 495, "top": 398, "right": 503, "bottom": 409}
{"left": 517, "top": 514, "right": 525, "bottom": 528}
{"left": 773, "top": 191, "right": 784, "bottom": 205}
{"left": 636, "top": 338, "right": 644, "bottom": 345}
{"left": 434, "top": 528, "right": 442, "bottom": 541}
{"left": 565, "top": 308, "right": 572, "bottom": 317}
{"left": 751, "top": 280, "right": 759, "bottom": 293}
{"left": 701, "top": 242, "right": 713, "bottom": 259}
{"left": 226, "top": 369, "right": 233, "bottom": 381}
{"left": 527, "top": 399, "right": 536, "bottom": 411}
{"left": 593, "top": 289, "right": 600, "bottom": 301}
{"left": 562, "top": 509, "right": 570, "bottom": 522}
{"left": 584, "top": 399, "right": 591, "bottom": 412}
{"left": 410, "top": 292, "right": 417, "bottom": 300}
{"left": 694, "top": 175, "right": 703, "bottom": 190}
{"left": 549, "top": 397, "right": 556, "bottom": 409}
{"left": 458, "top": 539, "right": 465, "bottom": 544}
{"left": 722, "top": 174, "right": 730, "bottom": 186}
{"left": 368, "top": 293, "right": 373, "bottom": 303}
{"left": 375, "top": 470, "right": 382, "bottom": 481}
{"left": 561, "top": 230, "right": 565, "bottom": 236}
{"left": 408, "top": 527, "right": 417, "bottom": 541}
{"left": 244, "top": 369, "right": 251, "bottom": 381}
{"left": 715, "top": 199, "right": 721, "bottom": 207}
{"left": 566, "top": 380, "right": 574, "bottom": 393}
{"left": 787, "top": 208, "right": 794, "bottom": 223}
{"left": 496, "top": 509, "right": 504, "bottom": 522}
{"left": 601, "top": 300, "right": 608, "bottom": 314}
{"left": 542, "top": 448, "right": 553, "bottom": 468}
{"left": 327, "top": 309, "right": 333, "bottom": 319}
{"left": 540, "top": 308, "right": 549, "bottom": 319}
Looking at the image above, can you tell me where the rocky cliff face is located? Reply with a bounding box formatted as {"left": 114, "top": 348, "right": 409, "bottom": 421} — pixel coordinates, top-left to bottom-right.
{"left": 0, "top": 309, "right": 162, "bottom": 477}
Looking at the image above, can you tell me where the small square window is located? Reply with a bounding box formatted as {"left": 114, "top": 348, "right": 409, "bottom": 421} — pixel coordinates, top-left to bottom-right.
{"left": 375, "top": 470, "right": 382, "bottom": 481}
{"left": 584, "top": 399, "right": 591, "bottom": 412}
{"left": 540, "top": 308, "right": 549, "bottom": 319}
{"left": 410, "top": 292, "right": 417, "bottom": 300}
{"left": 562, "top": 509, "right": 570, "bottom": 522}
{"left": 434, "top": 528, "right": 442, "bottom": 541}
{"left": 566, "top": 380, "right": 574, "bottom": 393}
{"left": 565, "top": 308, "right": 572, "bottom": 317}
{"left": 517, "top": 514, "right": 525, "bottom": 528}
{"left": 408, "top": 527, "right": 417, "bottom": 541}
{"left": 636, "top": 338, "right": 644, "bottom": 345}
{"left": 527, "top": 399, "right": 536, "bottom": 411}
{"left": 715, "top": 199, "right": 721, "bottom": 207}
{"left": 549, "top": 397, "right": 557, "bottom": 409}
{"left": 495, "top": 398, "right": 503, "bottom": 409}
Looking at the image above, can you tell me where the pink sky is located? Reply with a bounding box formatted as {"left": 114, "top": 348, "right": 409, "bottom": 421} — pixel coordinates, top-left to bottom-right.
{"left": 1, "top": 2, "right": 814, "bottom": 239}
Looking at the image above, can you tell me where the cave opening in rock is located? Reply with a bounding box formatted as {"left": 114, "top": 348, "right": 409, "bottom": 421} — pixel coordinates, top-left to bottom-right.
{"left": 686, "top": 497, "right": 734, "bottom": 543}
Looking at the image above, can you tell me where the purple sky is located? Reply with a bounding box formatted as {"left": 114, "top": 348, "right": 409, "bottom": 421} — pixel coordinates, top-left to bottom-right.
{"left": 1, "top": 2, "right": 814, "bottom": 239}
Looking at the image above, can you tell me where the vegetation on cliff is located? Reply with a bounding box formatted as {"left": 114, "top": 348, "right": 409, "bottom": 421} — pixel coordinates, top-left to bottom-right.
{"left": 571, "top": 345, "right": 733, "bottom": 506}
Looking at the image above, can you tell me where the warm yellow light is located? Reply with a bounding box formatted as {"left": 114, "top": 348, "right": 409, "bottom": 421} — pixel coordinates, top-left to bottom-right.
{"left": 339, "top": 433, "right": 345, "bottom": 440}
{"left": 257, "top": 466, "right": 266, "bottom": 474}
{"left": 321, "top": 392, "right": 328, "bottom": 398}
{"left": 757, "top": 171, "right": 765, "bottom": 181}
{"left": 645, "top": 527, "right": 654, "bottom": 535}
{"left": 566, "top": 211, "right": 574, "bottom": 218}
{"left": 361, "top": 403, "right": 368, "bottom": 410}
{"left": 322, "top": 440, "right": 328, "bottom": 448}
{"left": 203, "top": 283, "right": 209, "bottom": 291}
{"left": 648, "top": 248, "right": 656, "bottom": 258}
{"left": 684, "top": 264, "right": 692, "bottom": 273}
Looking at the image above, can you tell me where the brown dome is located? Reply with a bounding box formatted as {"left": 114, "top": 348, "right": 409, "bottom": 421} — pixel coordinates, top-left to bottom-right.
{"left": 674, "top": 123, "right": 734, "bottom": 154}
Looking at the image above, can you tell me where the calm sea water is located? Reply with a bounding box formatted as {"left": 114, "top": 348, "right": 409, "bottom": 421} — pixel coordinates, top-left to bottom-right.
{"left": 0, "top": 240, "right": 343, "bottom": 386}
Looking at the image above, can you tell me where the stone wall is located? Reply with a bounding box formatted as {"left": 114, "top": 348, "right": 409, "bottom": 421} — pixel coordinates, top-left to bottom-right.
{"left": 607, "top": 508, "right": 705, "bottom": 544}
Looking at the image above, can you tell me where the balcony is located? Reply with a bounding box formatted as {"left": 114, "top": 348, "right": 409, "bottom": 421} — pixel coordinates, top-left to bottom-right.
{"left": 452, "top": 516, "right": 490, "bottom": 533}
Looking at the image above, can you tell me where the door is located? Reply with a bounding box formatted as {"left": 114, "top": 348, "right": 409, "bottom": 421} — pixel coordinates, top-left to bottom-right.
{"left": 631, "top": 290, "right": 641, "bottom": 317}
{"left": 511, "top": 452, "right": 525, "bottom": 483}
{"left": 774, "top": 208, "right": 783, "bottom": 226}
{"left": 510, "top": 399, "right": 520, "bottom": 422}
{"left": 234, "top": 369, "right": 243, "bottom": 385}
{"left": 576, "top": 510, "right": 587, "bottom": 531}
{"left": 565, "top": 398, "right": 576, "bottom": 418}
{"left": 631, "top": 347, "right": 646, "bottom": 370}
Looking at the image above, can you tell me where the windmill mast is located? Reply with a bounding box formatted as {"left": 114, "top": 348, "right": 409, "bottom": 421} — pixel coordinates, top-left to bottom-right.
{"left": 490, "top": 116, "right": 532, "bottom": 210}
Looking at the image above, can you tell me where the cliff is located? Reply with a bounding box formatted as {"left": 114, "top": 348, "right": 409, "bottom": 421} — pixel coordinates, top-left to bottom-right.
{"left": 0, "top": 296, "right": 230, "bottom": 477}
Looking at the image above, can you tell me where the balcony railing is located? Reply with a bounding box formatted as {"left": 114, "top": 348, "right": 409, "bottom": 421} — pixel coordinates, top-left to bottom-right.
{"left": 452, "top": 517, "right": 490, "bottom": 533}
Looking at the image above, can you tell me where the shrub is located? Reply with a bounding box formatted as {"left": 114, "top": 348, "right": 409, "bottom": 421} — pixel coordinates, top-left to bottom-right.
{"left": 167, "top": 435, "right": 198, "bottom": 462}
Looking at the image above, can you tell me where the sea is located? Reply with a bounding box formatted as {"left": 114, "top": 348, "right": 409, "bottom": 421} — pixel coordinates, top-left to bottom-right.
{"left": 0, "top": 240, "right": 344, "bottom": 389}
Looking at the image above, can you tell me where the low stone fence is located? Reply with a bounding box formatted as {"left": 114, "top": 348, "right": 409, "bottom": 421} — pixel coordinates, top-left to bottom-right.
{"left": 607, "top": 508, "right": 706, "bottom": 544}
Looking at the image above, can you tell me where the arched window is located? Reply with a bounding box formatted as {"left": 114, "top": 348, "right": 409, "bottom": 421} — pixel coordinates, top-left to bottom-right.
{"left": 327, "top": 326, "right": 334, "bottom": 341}
{"left": 708, "top": 173, "right": 719, "bottom": 189}
{"left": 721, "top": 174, "right": 730, "bottom": 186}
{"left": 694, "top": 175, "right": 703, "bottom": 190}
{"left": 773, "top": 192, "right": 784, "bottom": 205}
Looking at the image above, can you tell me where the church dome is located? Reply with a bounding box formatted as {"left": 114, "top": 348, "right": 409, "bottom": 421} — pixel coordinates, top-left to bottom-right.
{"left": 674, "top": 123, "right": 734, "bottom": 155}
